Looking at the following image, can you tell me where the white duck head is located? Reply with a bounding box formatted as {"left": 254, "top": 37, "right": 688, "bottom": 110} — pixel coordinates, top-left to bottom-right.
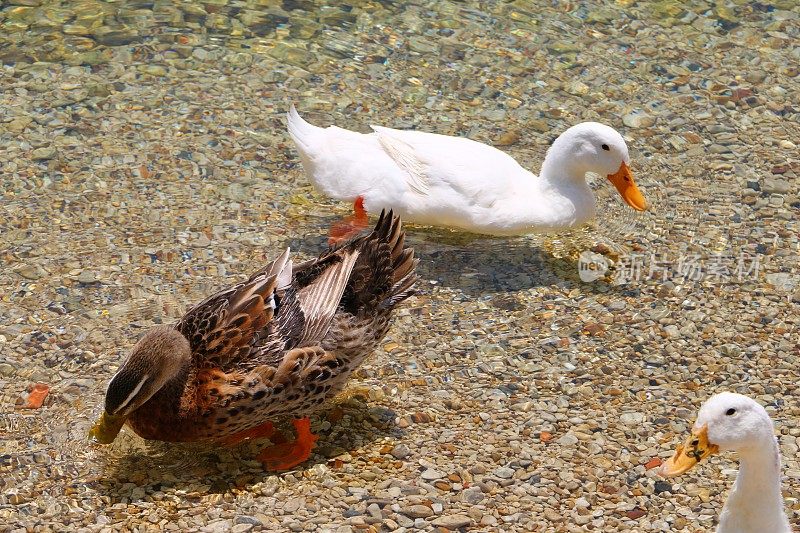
{"left": 660, "top": 392, "right": 790, "bottom": 533}
{"left": 540, "top": 122, "right": 647, "bottom": 212}
{"left": 661, "top": 392, "right": 777, "bottom": 476}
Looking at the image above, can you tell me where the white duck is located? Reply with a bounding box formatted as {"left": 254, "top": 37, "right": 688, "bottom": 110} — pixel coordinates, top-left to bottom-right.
{"left": 661, "top": 392, "right": 791, "bottom": 533}
{"left": 287, "top": 105, "right": 647, "bottom": 243}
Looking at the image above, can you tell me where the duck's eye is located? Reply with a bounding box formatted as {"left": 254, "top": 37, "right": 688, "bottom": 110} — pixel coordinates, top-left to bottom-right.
{"left": 726, "top": 408, "right": 736, "bottom": 416}
{"left": 601, "top": 144, "right": 610, "bottom": 151}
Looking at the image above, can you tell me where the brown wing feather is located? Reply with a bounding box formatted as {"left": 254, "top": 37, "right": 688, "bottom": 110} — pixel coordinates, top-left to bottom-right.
{"left": 193, "top": 368, "right": 249, "bottom": 410}
{"left": 271, "top": 346, "right": 336, "bottom": 386}
{"left": 269, "top": 244, "right": 361, "bottom": 351}
{"left": 243, "top": 211, "right": 417, "bottom": 411}
{"left": 294, "top": 249, "right": 360, "bottom": 346}
{"left": 176, "top": 249, "right": 291, "bottom": 368}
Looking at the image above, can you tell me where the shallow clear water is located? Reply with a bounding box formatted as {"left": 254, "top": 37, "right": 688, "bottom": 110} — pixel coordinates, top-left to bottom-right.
{"left": 1, "top": 0, "right": 799, "bottom": 530}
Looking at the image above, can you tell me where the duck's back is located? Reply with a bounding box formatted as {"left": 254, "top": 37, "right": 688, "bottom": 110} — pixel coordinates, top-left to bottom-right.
{"left": 247, "top": 211, "right": 417, "bottom": 424}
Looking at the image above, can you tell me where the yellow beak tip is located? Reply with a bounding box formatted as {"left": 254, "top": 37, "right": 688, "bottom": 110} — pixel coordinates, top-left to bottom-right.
{"left": 88, "top": 427, "right": 112, "bottom": 444}
{"left": 88, "top": 411, "right": 126, "bottom": 444}
{"left": 661, "top": 425, "right": 717, "bottom": 477}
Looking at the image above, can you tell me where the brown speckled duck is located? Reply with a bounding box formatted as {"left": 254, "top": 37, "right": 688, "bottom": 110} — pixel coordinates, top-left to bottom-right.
{"left": 89, "top": 211, "right": 417, "bottom": 471}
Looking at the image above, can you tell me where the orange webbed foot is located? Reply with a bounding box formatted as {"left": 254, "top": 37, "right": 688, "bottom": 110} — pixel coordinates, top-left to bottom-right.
{"left": 219, "top": 421, "right": 275, "bottom": 447}
{"left": 328, "top": 196, "right": 369, "bottom": 246}
{"left": 257, "top": 417, "right": 319, "bottom": 471}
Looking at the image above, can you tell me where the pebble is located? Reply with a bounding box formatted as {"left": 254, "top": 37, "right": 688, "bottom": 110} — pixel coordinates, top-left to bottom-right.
{"left": 76, "top": 271, "right": 98, "bottom": 284}
{"left": 14, "top": 264, "right": 46, "bottom": 280}
{"left": 366, "top": 503, "right": 381, "bottom": 518}
{"left": 481, "top": 108, "right": 506, "bottom": 122}
{"left": 620, "top": 412, "right": 646, "bottom": 426}
{"left": 400, "top": 505, "right": 433, "bottom": 519}
{"left": 431, "top": 514, "right": 472, "bottom": 528}
{"left": 31, "top": 147, "right": 57, "bottom": 160}
{"left": 391, "top": 444, "right": 411, "bottom": 459}
{"left": 493, "top": 466, "right": 515, "bottom": 479}
{"left": 663, "top": 325, "right": 680, "bottom": 338}
{"left": 565, "top": 80, "right": 589, "bottom": 96}
{"left": 622, "top": 111, "right": 655, "bottom": 129}
{"left": 543, "top": 509, "right": 562, "bottom": 522}
{"left": 495, "top": 130, "right": 521, "bottom": 146}
{"left": 421, "top": 468, "right": 444, "bottom": 480}
{"left": 283, "top": 497, "right": 304, "bottom": 513}
{"left": 461, "top": 487, "right": 485, "bottom": 505}
{"left": 141, "top": 65, "right": 167, "bottom": 77}
{"left": 654, "top": 481, "right": 672, "bottom": 494}
{"left": 8, "top": 117, "right": 33, "bottom": 132}
{"left": 234, "top": 516, "right": 262, "bottom": 526}
{"left": 556, "top": 433, "right": 579, "bottom": 446}
{"left": 762, "top": 178, "right": 791, "bottom": 194}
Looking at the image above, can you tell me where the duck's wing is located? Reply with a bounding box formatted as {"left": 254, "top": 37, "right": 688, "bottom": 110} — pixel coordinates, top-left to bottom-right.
{"left": 371, "top": 126, "right": 429, "bottom": 195}
{"left": 339, "top": 208, "right": 418, "bottom": 313}
{"left": 272, "top": 245, "right": 362, "bottom": 350}
{"left": 369, "top": 125, "right": 531, "bottom": 208}
{"left": 257, "top": 210, "right": 416, "bottom": 393}
{"left": 175, "top": 249, "right": 292, "bottom": 367}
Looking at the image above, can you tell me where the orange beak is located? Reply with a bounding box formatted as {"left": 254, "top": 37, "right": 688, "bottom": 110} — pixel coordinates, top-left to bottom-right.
{"left": 607, "top": 162, "right": 647, "bottom": 211}
{"left": 661, "top": 424, "right": 719, "bottom": 477}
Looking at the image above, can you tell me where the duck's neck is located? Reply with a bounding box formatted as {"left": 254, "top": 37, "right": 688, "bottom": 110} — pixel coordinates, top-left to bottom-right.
{"left": 718, "top": 436, "right": 789, "bottom": 533}
{"left": 487, "top": 148, "right": 598, "bottom": 234}
{"left": 127, "top": 365, "right": 192, "bottom": 441}
{"left": 491, "top": 174, "right": 594, "bottom": 234}
{"left": 523, "top": 153, "right": 595, "bottom": 231}
{"left": 539, "top": 145, "right": 591, "bottom": 186}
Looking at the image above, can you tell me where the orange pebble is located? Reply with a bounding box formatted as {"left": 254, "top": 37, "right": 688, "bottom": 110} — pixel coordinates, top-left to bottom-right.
{"left": 23, "top": 383, "right": 50, "bottom": 409}
{"left": 540, "top": 431, "right": 553, "bottom": 442}
{"left": 644, "top": 457, "right": 662, "bottom": 470}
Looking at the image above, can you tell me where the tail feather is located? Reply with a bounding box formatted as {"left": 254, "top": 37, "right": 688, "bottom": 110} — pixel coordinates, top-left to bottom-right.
{"left": 380, "top": 209, "right": 418, "bottom": 296}
{"left": 286, "top": 104, "right": 323, "bottom": 154}
{"left": 344, "top": 210, "right": 418, "bottom": 313}
{"left": 391, "top": 250, "right": 417, "bottom": 290}
{"left": 386, "top": 251, "right": 418, "bottom": 308}
{"left": 291, "top": 210, "right": 417, "bottom": 319}
{"left": 286, "top": 105, "right": 372, "bottom": 203}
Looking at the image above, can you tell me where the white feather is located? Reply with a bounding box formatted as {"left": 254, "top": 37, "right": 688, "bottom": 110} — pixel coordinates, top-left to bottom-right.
{"left": 371, "top": 127, "right": 429, "bottom": 195}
